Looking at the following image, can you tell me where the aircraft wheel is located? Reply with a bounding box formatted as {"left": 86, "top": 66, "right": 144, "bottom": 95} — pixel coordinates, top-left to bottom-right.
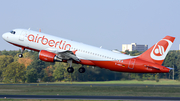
{"left": 67, "top": 67, "right": 74, "bottom": 73}
{"left": 18, "top": 54, "right": 23, "bottom": 58}
{"left": 78, "top": 67, "right": 85, "bottom": 73}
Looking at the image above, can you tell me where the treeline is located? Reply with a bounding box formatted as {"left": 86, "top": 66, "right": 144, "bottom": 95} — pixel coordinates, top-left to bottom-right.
{"left": 0, "top": 50, "right": 179, "bottom": 83}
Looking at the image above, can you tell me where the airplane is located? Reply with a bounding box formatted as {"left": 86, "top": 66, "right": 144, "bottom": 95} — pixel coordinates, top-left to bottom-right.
{"left": 2, "top": 29, "right": 175, "bottom": 73}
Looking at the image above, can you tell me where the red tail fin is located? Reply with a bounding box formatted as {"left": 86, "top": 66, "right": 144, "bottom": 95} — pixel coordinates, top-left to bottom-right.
{"left": 138, "top": 36, "right": 175, "bottom": 65}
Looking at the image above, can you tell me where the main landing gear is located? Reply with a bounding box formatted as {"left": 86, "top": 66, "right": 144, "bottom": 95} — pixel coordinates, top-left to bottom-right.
{"left": 67, "top": 67, "right": 74, "bottom": 73}
{"left": 18, "top": 48, "right": 25, "bottom": 58}
{"left": 67, "top": 60, "right": 85, "bottom": 73}
{"left": 78, "top": 67, "right": 85, "bottom": 73}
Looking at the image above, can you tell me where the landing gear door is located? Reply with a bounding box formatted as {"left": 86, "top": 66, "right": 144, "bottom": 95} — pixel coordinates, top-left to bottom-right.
{"left": 19, "top": 31, "right": 26, "bottom": 41}
{"left": 128, "top": 59, "right": 136, "bottom": 69}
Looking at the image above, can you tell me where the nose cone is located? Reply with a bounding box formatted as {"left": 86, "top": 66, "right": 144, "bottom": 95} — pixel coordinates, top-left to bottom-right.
{"left": 2, "top": 33, "right": 6, "bottom": 39}
{"left": 2, "top": 33, "right": 8, "bottom": 40}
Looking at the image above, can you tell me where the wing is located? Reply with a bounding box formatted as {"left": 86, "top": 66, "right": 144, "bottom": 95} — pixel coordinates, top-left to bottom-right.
{"left": 57, "top": 50, "right": 80, "bottom": 62}
{"left": 45, "top": 48, "right": 80, "bottom": 62}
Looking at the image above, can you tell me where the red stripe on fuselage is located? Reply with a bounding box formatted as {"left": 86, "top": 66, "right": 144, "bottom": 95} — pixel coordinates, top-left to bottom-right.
{"left": 6, "top": 41, "right": 170, "bottom": 73}
{"left": 88, "top": 58, "right": 170, "bottom": 73}
{"left": 7, "top": 41, "right": 40, "bottom": 52}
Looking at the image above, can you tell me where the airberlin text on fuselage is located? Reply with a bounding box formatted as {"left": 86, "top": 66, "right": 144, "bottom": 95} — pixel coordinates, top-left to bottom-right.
{"left": 27, "top": 34, "right": 71, "bottom": 50}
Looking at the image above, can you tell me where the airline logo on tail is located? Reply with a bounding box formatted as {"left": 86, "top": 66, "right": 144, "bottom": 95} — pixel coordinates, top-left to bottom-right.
{"left": 150, "top": 39, "right": 172, "bottom": 60}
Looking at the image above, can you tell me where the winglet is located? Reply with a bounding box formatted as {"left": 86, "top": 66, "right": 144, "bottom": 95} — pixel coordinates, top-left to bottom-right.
{"left": 72, "top": 50, "right": 77, "bottom": 54}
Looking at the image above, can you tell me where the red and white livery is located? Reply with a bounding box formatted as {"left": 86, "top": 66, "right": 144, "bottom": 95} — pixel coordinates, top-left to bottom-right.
{"left": 2, "top": 29, "right": 175, "bottom": 73}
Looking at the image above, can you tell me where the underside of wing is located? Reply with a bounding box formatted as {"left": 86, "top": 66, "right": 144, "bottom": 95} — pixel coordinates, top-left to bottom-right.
{"left": 57, "top": 50, "right": 80, "bottom": 62}
{"left": 44, "top": 47, "right": 79, "bottom": 60}
{"left": 42, "top": 48, "right": 80, "bottom": 62}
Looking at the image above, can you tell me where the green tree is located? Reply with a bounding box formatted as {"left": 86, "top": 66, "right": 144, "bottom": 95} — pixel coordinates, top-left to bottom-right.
{"left": 27, "top": 51, "right": 55, "bottom": 82}
{"left": 125, "top": 50, "right": 130, "bottom": 55}
{"left": 2, "top": 62, "right": 26, "bottom": 83}
{"left": 27, "top": 59, "right": 46, "bottom": 79}
{"left": 1, "top": 50, "right": 9, "bottom": 55}
{"left": 26, "top": 68, "right": 38, "bottom": 83}
{"left": 53, "top": 62, "right": 69, "bottom": 81}
{"left": 0, "top": 55, "right": 14, "bottom": 80}
{"left": 44, "top": 65, "right": 54, "bottom": 82}
{"left": 155, "top": 73, "right": 159, "bottom": 82}
{"left": 8, "top": 50, "right": 19, "bottom": 57}
{"left": 53, "top": 66, "right": 64, "bottom": 81}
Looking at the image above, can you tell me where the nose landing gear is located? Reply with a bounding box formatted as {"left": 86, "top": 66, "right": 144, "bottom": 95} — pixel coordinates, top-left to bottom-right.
{"left": 18, "top": 54, "right": 23, "bottom": 58}
{"left": 18, "top": 48, "right": 25, "bottom": 58}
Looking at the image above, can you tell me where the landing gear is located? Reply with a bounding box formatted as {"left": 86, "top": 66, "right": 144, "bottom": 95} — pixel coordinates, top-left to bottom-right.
{"left": 67, "top": 60, "right": 74, "bottom": 73}
{"left": 66, "top": 60, "right": 86, "bottom": 73}
{"left": 18, "top": 48, "right": 25, "bottom": 58}
{"left": 78, "top": 67, "right": 85, "bottom": 73}
{"left": 18, "top": 54, "right": 23, "bottom": 58}
{"left": 67, "top": 67, "right": 74, "bottom": 73}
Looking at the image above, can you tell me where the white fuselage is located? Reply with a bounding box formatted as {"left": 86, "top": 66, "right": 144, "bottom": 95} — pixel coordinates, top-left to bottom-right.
{"left": 2, "top": 29, "right": 172, "bottom": 73}
{"left": 2, "top": 29, "right": 133, "bottom": 61}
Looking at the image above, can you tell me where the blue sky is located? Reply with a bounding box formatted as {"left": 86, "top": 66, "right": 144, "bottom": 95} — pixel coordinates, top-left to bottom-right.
{"left": 0, "top": 0, "right": 180, "bottom": 51}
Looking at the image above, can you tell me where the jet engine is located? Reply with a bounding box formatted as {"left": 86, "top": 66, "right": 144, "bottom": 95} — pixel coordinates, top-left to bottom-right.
{"left": 39, "top": 50, "right": 62, "bottom": 62}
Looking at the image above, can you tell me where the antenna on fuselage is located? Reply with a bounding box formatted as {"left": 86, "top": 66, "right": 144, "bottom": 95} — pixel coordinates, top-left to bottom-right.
{"left": 28, "top": 28, "right": 31, "bottom": 30}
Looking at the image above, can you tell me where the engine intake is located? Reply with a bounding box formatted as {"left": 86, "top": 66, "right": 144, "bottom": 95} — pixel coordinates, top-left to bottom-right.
{"left": 39, "top": 50, "right": 62, "bottom": 62}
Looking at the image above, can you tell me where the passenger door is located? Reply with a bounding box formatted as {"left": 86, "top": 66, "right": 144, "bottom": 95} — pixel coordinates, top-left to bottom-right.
{"left": 19, "top": 31, "right": 26, "bottom": 41}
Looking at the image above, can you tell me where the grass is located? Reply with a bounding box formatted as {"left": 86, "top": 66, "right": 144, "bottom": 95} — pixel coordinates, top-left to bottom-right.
{"left": 0, "top": 79, "right": 179, "bottom": 101}
{"left": 39, "top": 79, "right": 180, "bottom": 85}
{"left": 0, "top": 80, "right": 179, "bottom": 101}
{"left": 0, "top": 83, "right": 180, "bottom": 97}
{"left": 0, "top": 79, "right": 179, "bottom": 85}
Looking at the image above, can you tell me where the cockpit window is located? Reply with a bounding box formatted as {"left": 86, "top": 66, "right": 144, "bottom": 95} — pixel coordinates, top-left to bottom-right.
{"left": 10, "top": 31, "right": 16, "bottom": 34}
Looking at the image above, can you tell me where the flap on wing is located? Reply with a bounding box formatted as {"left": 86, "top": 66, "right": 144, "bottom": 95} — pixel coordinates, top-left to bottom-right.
{"left": 45, "top": 48, "right": 80, "bottom": 62}
{"left": 145, "top": 65, "right": 160, "bottom": 70}
{"left": 58, "top": 50, "right": 80, "bottom": 62}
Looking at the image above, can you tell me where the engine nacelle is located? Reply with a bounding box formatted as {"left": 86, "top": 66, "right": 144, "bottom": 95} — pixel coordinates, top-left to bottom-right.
{"left": 39, "top": 50, "right": 61, "bottom": 62}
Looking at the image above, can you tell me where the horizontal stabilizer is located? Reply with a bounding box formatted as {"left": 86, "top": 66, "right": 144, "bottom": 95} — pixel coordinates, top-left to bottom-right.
{"left": 167, "top": 67, "right": 173, "bottom": 70}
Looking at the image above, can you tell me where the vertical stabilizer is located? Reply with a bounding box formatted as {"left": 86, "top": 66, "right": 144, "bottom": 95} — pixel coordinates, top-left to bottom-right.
{"left": 138, "top": 36, "right": 175, "bottom": 65}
